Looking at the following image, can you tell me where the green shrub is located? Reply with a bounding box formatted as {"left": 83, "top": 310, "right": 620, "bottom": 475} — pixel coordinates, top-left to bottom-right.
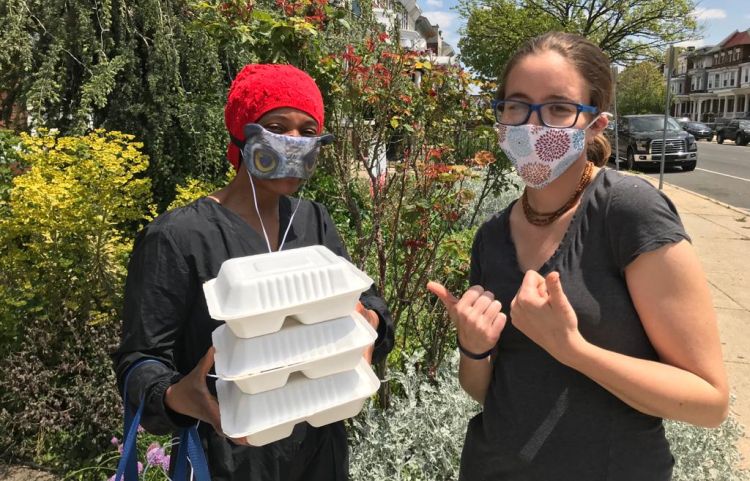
{"left": 0, "top": 130, "right": 154, "bottom": 470}
{"left": 0, "top": 130, "right": 24, "bottom": 202}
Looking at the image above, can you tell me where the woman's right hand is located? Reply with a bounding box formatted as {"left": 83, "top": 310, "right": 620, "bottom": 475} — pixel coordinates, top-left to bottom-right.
{"left": 427, "top": 282, "right": 506, "bottom": 356}
{"left": 165, "top": 347, "right": 249, "bottom": 445}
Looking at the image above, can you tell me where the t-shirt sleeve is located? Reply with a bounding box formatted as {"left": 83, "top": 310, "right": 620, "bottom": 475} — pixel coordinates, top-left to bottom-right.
{"left": 315, "top": 202, "right": 395, "bottom": 363}
{"left": 606, "top": 176, "right": 691, "bottom": 271}
{"left": 112, "top": 224, "right": 198, "bottom": 434}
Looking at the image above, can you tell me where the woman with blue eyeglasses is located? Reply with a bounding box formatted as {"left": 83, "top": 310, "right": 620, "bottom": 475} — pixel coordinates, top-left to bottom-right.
{"left": 428, "top": 32, "right": 728, "bottom": 480}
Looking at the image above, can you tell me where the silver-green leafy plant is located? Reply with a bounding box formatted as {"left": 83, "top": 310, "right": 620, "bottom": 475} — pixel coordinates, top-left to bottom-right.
{"left": 350, "top": 352, "right": 750, "bottom": 480}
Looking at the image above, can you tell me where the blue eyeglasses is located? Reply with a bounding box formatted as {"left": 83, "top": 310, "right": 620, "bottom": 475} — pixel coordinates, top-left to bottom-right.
{"left": 491, "top": 99, "right": 599, "bottom": 129}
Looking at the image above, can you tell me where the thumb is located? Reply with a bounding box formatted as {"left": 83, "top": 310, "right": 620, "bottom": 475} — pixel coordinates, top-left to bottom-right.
{"left": 545, "top": 272, "right": 569, "bottom": 310}
{"left": 198, "top": 346, "right": 216, "bottom": 376}
{"left": 427, "top": 281, "right": 459, "bottom": 309}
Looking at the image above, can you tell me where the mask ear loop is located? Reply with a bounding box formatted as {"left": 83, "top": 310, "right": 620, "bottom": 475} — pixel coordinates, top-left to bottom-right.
{"left": 584, "top": 111, "right": 612, "bottom": 130}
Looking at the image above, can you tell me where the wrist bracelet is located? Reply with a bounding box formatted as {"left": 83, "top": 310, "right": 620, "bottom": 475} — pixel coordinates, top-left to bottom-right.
{"left": 456, "top": 335, "right": 496, "bottom": 360}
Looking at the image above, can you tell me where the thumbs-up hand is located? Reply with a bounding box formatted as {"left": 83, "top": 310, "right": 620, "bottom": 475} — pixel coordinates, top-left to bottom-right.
{"left": 510, "top": 271, "right": 583, "bottom": 364}
{"left": 427, "top": 281, "right": 506, "bottom": 358}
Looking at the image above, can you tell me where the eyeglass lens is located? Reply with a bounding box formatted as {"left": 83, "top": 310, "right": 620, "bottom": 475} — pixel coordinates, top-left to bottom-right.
{"left": 496, "top": 101, "right": 581, "bottom": 128}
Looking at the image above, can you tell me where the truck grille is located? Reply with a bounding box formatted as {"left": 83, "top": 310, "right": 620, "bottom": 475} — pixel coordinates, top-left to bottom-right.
{"left": 650, "top": 139, "right": 685, "bottom": 155}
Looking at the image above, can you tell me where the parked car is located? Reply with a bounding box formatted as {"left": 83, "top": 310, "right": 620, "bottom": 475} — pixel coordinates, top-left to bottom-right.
{"left": 682, "top": 121, "right": 714, "bottom": 141}
{"left": 716, "top": 119, "right": 750, "bottom": 146}
{"left": 610, "top": 114, "right": 698, "bottom": 171}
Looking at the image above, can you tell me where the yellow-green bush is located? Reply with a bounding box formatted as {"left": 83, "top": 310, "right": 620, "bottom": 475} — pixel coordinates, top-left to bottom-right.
{"left": 0, "top": 129, "right": 154, "bottom": 469}
{"left": 167, "top": 167, "right": 233, "bottom": 211}
{"left": 0, "top": 129, "right": 153, "bottom": 340}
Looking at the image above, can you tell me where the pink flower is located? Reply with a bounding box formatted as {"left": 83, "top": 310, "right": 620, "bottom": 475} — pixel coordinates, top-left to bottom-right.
{"left": 110, "top": 436, "right": 120, "bottom": 446}
{"left": 146, "top": 445, "right": 171, "bottom": 471}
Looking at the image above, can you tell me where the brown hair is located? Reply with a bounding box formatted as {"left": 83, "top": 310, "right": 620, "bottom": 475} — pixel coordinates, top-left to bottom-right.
{"left": 498, "top": 32, "right": 613, "bottom": 166}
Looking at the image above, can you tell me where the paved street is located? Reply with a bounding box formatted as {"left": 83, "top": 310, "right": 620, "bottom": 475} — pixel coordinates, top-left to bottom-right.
{"left": 632, "top": 141, "right": 750, "bottom": 212}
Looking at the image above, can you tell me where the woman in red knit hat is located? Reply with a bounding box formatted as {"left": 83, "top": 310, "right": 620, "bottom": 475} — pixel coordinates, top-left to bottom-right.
{"left": 113, "top": 64, "right": 394, "bottom": 481}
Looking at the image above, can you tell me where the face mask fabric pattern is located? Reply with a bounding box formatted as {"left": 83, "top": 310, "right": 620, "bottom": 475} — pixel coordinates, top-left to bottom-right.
{"left": 241, "top": 124, "right": 334, "bottom": 180}
{"left": 496, "top": 122, "right": 588, "bottom": 189}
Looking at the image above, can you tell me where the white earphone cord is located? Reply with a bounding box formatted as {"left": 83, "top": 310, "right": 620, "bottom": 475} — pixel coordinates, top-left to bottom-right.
{"left": 246, "top": 170, "right": 302, "bottom": 253}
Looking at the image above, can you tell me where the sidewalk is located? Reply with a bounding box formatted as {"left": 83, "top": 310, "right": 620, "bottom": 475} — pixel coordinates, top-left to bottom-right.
{"left": 640, "top": 174, "right": 750, "bottom": 469}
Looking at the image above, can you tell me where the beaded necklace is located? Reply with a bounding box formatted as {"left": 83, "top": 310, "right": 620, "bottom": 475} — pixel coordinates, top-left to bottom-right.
{"left": 521, "top": 161, "right": 594, "bottom": 226}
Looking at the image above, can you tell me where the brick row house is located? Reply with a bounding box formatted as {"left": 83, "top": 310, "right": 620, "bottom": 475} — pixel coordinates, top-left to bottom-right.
{"left": 670, "top": 29, "right": 750, "bottom": 122}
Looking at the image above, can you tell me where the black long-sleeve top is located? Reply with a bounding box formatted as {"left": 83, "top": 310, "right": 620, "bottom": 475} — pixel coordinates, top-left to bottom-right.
{"left": 112, "top": 196, "right": 394, "bottom": 480}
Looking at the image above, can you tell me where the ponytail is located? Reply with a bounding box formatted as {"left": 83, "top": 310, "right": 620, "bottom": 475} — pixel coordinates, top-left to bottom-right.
{"left": 587, "top": 133, "right": 611, "bottom": 167}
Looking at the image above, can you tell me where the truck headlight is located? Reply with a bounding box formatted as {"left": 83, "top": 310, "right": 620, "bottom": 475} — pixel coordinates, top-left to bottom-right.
{"left": 687, "top": 135, "right": 697, "bottom": 151}
{"left": 635, "top": 140, "right": 648, "bottom": 152}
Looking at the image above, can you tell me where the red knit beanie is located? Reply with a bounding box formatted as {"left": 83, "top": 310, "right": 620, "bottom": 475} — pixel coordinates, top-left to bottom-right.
{"left": 224, "top": 64, "right": 325, "bottom": 169}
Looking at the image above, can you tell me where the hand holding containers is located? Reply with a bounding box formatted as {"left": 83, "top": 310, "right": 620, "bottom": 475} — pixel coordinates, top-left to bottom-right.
{"left": 204, "top": 245, "right": 381, "bottom": 446}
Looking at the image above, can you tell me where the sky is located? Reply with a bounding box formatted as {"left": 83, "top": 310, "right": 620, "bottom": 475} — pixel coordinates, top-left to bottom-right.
{"left": 419, "top": 0, "right": 750, "bottom": 56}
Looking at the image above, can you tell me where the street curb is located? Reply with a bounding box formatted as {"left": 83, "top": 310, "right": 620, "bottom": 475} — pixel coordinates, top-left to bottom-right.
{"left": 622, "top": 169, "right": 750, "bottom": 217}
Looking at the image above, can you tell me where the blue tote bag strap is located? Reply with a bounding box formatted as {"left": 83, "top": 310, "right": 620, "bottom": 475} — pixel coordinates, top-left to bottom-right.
{"left": 173, "top": 424, "right": 211, "bottom": 481}
{"left": 113, "top": 358, "right": 212, "bottom": 481}
{"left": 115, "top": 358, "right": 163, "bottom": 481}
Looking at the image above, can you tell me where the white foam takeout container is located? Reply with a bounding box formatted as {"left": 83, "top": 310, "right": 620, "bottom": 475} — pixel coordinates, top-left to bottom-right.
{"left": 217, "top": 359, "right": 380, "bottom": 446}
{"left": 212, "top": 311, "right": 377, "bottom": 394}
{"left": 203, "top": 245, "right": 374, "bottom": 338}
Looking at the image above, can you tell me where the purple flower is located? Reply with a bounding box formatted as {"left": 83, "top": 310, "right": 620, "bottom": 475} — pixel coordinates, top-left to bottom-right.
{"left": 159, "top": 453, "right": 171, "bottom": 471}
{"left": 146, "top": 445, "right": 171, "bottom": 471}
{"left": 137, "top": 425, "right": 145, "bottom": 433}
{"left": 137, "top": 462, "right": 143, "bottom": 474}
{"left": 110, "top": 436, "right": 120, "bottom": 446}
{"left": 107, "top": 475, "right": 115, "bottom": 481}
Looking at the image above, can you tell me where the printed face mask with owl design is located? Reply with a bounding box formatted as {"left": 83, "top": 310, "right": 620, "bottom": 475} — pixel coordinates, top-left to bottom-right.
{"left": 238, "top": 124, "right": 334, "bottom": 180}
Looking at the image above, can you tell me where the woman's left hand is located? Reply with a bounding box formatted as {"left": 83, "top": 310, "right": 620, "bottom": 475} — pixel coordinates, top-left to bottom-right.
{"left": 356, "top": 301, "right": 379, "bottom": 363}
{"left": 510, "top": 270, "right": 585, "bottom": 364}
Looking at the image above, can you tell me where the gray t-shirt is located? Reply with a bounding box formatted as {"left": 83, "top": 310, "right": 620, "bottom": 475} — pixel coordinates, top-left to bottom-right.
{"left": 460, "top": 168, "right": 688, "bottom": 481}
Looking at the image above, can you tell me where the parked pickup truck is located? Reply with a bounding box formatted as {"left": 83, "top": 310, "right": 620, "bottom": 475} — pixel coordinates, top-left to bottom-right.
{"left": 716, "top": 119, "right": 750, "bottom": 146}
{"left": 610, "top": 114, "right": 698, "bottom": 171}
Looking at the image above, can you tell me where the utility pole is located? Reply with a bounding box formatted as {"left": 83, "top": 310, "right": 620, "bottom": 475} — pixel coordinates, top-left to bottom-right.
{"left": 611, "top": 66, "right": 619, "bottom": 170}
{"left": 659, "top": 46, "right": 675, "bottom": 190}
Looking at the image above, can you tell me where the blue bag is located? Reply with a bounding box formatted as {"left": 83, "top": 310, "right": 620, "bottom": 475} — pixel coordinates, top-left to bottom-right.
{"left": 115, "top": 359, "right": 211, "bottom": 481}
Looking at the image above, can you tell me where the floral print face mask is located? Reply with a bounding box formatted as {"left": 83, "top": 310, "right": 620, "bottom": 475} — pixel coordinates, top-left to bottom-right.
{"left": 496, "top": 116, "right": 601, "bottom": 189}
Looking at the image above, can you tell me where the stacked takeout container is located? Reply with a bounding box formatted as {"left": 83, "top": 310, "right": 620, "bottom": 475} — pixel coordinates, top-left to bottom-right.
{"left": 203, "top": 245, "right": 380, "bottom": 446}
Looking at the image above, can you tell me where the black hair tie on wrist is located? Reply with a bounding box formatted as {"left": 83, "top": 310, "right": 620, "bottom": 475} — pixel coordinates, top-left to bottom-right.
{"left": 457, "top": 335, "right": 496, "bottom": 360}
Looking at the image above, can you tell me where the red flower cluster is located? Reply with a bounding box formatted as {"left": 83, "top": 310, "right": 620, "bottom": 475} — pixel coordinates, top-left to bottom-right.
{"left": 343, "top": 44, "right": 362, "bottom": 66}
{"left": 404, "top": 238, "right": 428, "bottom": 250}
{"left": 424, "top": 162, "right": 451, "bottom": 179}
{"left": 275, "top": 0, "right": 327, "bottom": 25}
{"left": 218, "top": 0, "right": 254, "bottom": 23}
{"left": 372, "top": 63, "right": 391, "bottom": 87}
